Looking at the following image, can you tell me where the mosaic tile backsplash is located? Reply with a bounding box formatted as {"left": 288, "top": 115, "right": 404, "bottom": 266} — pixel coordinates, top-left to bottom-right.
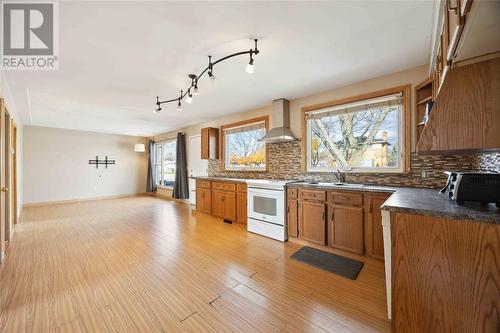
{"left": 207, "top": 141, "right": 500, "bottom": 189}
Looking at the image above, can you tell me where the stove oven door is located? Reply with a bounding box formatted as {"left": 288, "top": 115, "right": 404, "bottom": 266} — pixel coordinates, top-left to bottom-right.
{"left": 247, "top": 187, "right": 285, "bottom": 226}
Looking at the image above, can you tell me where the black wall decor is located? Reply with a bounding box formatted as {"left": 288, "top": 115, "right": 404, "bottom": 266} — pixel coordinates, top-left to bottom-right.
{"left": 89, "top": 156, "right": 115, "bottom": 169}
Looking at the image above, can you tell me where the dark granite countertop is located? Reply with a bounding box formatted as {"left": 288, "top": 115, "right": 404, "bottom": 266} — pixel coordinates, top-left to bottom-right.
{"left": 191, "top": 177, "right": 500, "bottom": 224}
{"left": 287, "top": 181, "right": 500, "bottom": 224}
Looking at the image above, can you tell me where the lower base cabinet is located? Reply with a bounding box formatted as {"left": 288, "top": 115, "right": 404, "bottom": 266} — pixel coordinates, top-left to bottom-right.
{"left": 212, "top": 189, "right": 236, "bottom": 221}
{"left": 236, "top": 191, "right": 247, "bottom": 224}
{"left": 287, "top": 198, "right": 298, "bottom": 237}
{"left": 196, "top": 188, "right": 212, "bottom": 214}
{"left": 364, "top": 193, "right": 390, "bottom": 260}
{"left": 288, "top": 187, "right": 388, "bottom": 260}
{"left": 299, "top": 201, "right": 326, "bottom": 245}
{"left": 328, "top": 204, "right": 364, "bottom": 254}
{"left": 195, "top": 179, "right": 246, "bottom": 224}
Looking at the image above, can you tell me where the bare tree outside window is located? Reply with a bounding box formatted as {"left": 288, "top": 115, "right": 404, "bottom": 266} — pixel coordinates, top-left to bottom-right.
{"left": 225, "top": 124, "right": 266, "bottom": 170}
{"left": 308, "top": 101, "right": 401, "bottom": 171}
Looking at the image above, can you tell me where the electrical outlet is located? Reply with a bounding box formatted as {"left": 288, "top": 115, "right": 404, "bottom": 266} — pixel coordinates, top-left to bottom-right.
{"left": 421, "top": 169, "right": 427, "bottom": 179}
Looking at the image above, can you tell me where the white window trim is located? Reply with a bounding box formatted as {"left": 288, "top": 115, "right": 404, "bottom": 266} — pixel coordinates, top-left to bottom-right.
{"left": 223, "top": 119, "right": 267, "bottom": 172}
{"left": 154, "top": 139, "right": 176, "bottom": 186}
{"left": 305, "top": 94, "right": 406, "bottom": 174}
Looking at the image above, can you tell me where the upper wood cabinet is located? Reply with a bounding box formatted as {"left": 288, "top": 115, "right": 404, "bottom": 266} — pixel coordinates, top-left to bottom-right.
{"left": 201, "top": 127, "right": 219, "bottom": 160}
{"left": 417, "top": 57, "right": 500, "bottom": 153}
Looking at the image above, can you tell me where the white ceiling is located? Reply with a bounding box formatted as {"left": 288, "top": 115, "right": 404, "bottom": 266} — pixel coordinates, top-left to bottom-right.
{"left": 5, "top": 1, "right": 434, "bottom": 137}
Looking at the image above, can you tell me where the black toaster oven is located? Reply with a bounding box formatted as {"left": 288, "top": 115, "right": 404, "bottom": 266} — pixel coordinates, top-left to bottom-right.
{"left": 440, "top": 172, "right": 500, "bottom": 207}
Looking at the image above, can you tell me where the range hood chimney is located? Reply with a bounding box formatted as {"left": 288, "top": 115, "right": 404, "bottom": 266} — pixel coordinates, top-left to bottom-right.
{"left": 260, "top": 98, "right": 298, "bottom": 143}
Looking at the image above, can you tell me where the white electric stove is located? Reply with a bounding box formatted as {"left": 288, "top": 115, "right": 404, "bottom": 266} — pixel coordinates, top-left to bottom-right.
{"left": 246, "top": 179, "right": 296, "bottom": 242}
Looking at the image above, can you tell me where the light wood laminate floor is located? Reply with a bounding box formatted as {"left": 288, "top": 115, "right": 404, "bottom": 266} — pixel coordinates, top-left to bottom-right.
{"left": 0, "top": 196, "right": 390, "bottom": 332}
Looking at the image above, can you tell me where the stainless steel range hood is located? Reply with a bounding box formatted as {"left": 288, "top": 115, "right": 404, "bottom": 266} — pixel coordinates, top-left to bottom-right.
{"left": 260, "top": 98, "right": 298, "bottom": 144}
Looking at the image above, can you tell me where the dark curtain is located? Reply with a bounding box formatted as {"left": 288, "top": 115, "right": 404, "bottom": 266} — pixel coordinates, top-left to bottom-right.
{"left": 172, "top": 132, "right": 189, "bottom": 199}
{"left": 146, "top": 140, "right": 157, "bottom": 193}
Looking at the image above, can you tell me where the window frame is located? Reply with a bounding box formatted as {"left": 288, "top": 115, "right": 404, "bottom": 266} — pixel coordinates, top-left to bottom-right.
{"left": 154, "top": 139, "right": 177, "bottom": 188}
{"left": 301, "top": 85, "right": 411, "bottom": 174}
{"left": 221, "top": 116, "right": 269, "bottom": 172}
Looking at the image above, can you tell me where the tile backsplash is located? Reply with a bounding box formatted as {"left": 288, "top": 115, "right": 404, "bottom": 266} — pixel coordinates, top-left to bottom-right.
{"left": 208, "top": 141, "right": 500, "bottom": 189}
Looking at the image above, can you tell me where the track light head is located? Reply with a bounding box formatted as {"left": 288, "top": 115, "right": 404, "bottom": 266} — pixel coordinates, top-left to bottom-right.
{"left": 177, "top": 99, "right": 182, "bottom": 111}
{"left": 186, "top": 90, "right": 193, "bottom": 104}
{"left": 192, "top": 84, "right": 199, "bottom": 95}
{"left": 155, "top": 97, "right": 161, "bottom": 114}
{"left": 208, "top": 70, "right": 216, "bottom": 80}
{"left": 246, "top": 55, "right": 254, "bottom": 74}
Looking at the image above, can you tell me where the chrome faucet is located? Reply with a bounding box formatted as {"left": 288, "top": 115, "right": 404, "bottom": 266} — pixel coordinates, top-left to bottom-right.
{"left": 333, "top": 170, "right": 345, "bottom": 183}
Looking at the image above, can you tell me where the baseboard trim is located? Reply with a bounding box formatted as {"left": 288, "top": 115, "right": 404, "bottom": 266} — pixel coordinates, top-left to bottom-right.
{"left": 23, "top": 193, "right": 148, "bottom": 208}
{"left": 154, "top": 192, "right": 190, "bottom": 205}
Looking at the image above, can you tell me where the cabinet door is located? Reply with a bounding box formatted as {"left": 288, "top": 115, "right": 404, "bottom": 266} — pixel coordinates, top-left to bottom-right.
{"left": 201, "top": 127, "right": 219, "bottom": 160}
{"left": 364, "top": 194, "right": 390, "bottom": 260}
{"left": 287, "top": 199, "right": 298, "bottom": 238}
{"left": 299, "top": 201, "right": 326, "bottom": 245}
{"left": 223, "top": 191, "right": 236, "bottom": 222}
{"left": 211, "top": 190, "right": 225, "bottom": 218}
{"left": 328, "top": 205, "right": 364, "bottom": 254}
{"left": 196, "top": 188, "right": 211, "bottom": 214}
{"left": 236, "top": 191, "right": 247, "bottom": 224}
{"left": 201, "top": 128, "right": 209, "bottom": 159}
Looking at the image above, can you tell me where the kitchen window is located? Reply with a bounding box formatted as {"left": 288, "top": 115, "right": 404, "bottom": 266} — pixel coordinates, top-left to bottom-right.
{"left": 154, "top": 140, "right": 176, "bottom": 187}
{"left": 304, "top": 86, "right": 409, "bottom": 173}
{"left": 222, "top": 116, "right": 268, "bottom": 171}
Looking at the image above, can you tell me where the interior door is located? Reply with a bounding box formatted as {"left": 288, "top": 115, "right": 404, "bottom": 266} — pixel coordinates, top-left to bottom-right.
{"left": 188, "top": 135, "right": 208, "bottom": 205}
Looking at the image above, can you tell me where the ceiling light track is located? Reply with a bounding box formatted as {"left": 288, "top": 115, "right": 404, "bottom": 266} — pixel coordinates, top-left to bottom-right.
{"left": 155, "top": 39, "right": 259, "bottom": 113}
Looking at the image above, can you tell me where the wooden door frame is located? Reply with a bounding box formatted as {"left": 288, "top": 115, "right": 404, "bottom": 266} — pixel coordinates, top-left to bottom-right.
{"left": 0, "top": 98, "right": 5, "bottom": 262}
{"left": 3, "top": 109, "right": 11, "bottom": 242}
{"left": 12, "top": 123, "right": 17, "bottom": 225}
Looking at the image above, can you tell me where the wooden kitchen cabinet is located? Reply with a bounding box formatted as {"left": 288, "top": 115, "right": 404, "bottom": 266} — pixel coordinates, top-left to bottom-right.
{"left": 364, "top": 193, "right": 390, "bottom": 260}
{"left": 236, "top": 189, "right": 247, "bottom": 224}
{"left": 287, "top": 197, "right": 298, "bottom": 238}
{"left": 392, "top": 212, "right": 499, "bottom": 332}
{"left": 201, "top": 127, "right": 219, "bottom": 160}
{"left": 299, "top": 201, "right": 326, "bottom": 245}
{"left": 196, "top": 188, "right": 212, "bottom": 214}
{"left": 327, "top": 204, "right": 364, "bottom": 254}
{"left": 212, "top": 189, "right": 236, "bottom": 221}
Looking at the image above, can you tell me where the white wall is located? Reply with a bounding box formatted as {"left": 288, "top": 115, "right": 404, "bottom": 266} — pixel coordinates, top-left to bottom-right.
{"left": 23, "top": 126, "right": 148, "bottom": 205}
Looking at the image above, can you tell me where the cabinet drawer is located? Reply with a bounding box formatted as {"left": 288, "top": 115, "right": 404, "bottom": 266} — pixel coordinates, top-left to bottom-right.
{"left": 287, "top": 188, "right": 298, "bottom": 199}
{"left": 237, "top": 183, "right": 247, "bottom": 192}
{"left": 299, "top": 189, "right": 325, "bottom": 202}
{"left": 197, "top": 180, "right": 211, "bottom": 189}
{"left": 328, "top": 191, "right": 363, "bottom": 206}
{"left": 212, "top": 182, "right": 236, "bottom": 191}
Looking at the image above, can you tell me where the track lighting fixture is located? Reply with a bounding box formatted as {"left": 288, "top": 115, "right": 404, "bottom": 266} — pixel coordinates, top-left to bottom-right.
{"left": 208, "top": 56, "right": 216, "bottom": 80}
{"left": 176, "top": 91, "right": 183, "bottom": 111}
{"left": 190, "top": 74, "right": 200, "bottom": 95}
{"left": 155, "top": 39, "right": 260, "bottom": 112}
{"left": 155, "top": 96, "right": 161, "bottom": 114}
